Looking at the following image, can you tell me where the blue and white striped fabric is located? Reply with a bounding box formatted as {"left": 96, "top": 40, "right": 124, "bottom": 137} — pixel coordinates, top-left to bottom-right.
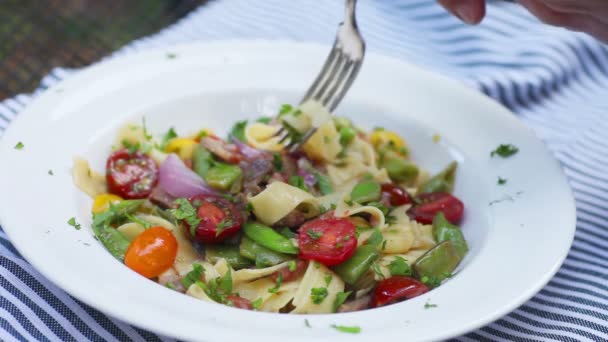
{"left": 1, "top": 1, "right": 607, "bottom": 341}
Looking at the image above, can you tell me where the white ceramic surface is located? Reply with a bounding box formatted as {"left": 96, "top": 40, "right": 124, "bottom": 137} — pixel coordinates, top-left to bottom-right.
{"left": 0, "top": 41, "right": 575, "bottom": 342}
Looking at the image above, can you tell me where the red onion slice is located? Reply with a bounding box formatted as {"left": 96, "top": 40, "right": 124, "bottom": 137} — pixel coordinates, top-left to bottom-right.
{"left": 159, "top": 154, "right": 217, "bottom": 198}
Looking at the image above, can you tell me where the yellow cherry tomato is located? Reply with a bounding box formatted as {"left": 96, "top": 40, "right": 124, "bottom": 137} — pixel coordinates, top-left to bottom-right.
{"left": 92, "top": 193, "right": 123, "bottom": 214}
{"left": 369, "top": 130, "right": 407, "bottom": 150}
{"left": 165, "top": 138, "right": 197, "bottom": 160}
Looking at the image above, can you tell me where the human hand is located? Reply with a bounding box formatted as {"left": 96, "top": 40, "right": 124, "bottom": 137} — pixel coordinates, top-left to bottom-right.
{"left": 437, "top": 0, "right": 608, "bottom": 42}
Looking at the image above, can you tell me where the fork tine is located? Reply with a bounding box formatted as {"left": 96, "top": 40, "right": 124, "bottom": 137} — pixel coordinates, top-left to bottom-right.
{"left": 327, "top": 60, "right": 361, "bottom": 111}
{"left": 320, "top": 59, "right": 354, "bottom": 108}
{"left": 302, "top": 43, "right": 340, "bottom": 102}
{"left": 308, "top": 48, "right": 344, "bottom": 102}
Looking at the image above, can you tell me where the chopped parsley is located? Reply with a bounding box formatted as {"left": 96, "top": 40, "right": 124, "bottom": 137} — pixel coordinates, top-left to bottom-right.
{"left": 251, "top": 298, "right": 263, "bottom": 310}
{"left": 324, "top": 275, "right": 333, "bottom": 286}
{"left": 280, "top": 227, "right": 297, "bottom": 239}
{"left": 344, "top": 198, "right": 354, "bottom": 206}
{"left": 367, "top": 201, "right": 390, "bottom": 216}
{"left": 182, "top": 263, "right": 205, "bottom": 288}
{"left": 196, "top": 270, "right": 233, "bottom": 304}
{"left": 491, "top": 144, "right": 519, "bottom": 158}
{"left": 165, "top": 283, "right": 176, "bottom": 290}
{"left": 424, "top": 300, "right": 438, "bottom": 309}
{"left": 166, "top": 53, "right": 176, "bottom": 59}
{"left": 125, "top": 213, "right": 152, "bottom": 229}
{"left": 381, "top": 240, "right": 387, "bottom": 251}
{"left": 331, "top": 324, "right": 361, "bottom": 334}
{"left": 230, "top": 120, "right": 248, "bottom": 142}
{"left": 420, "top": 275, "right": 442, "bottom": 288}
{"left": 67, "top": 217, "right": 81, "bottom": 230}
{"left": 272, "top": 152, "right": 283, "bottom": 171}
{"left": 159, "top": 127, "right": 178, "bottom": 150}
{"left": 304, "top": 319, "right": 311, "bottom": 328}
{"left": 141, "top": 117, "right": 153, "bottom": 141}
{"left": 388, "top": 256, "right": 412, "bottom": 276}
{"left": 256, "top": 116, "right": 272, "bottom": 124}
{"left": 14, "top": 142, "right": 24, "bottom": 150}
{"left": 498, "top": 177, "right": 507, "bottom": 185}
{"left": 307, "top": 229, "right": 323, "bottom": 240}
{"left": 293, "top": 109, "right": 303, "bottom": 117}
{"left": 332, "top": 291, "right": 351, "bottom": 312}
{"left": 215, "top": 219, "right": 233, "bottom": 236}
{"left": 48, "top": 169, "right": 54, "bottom": 176}
{"left": 289, "top": 175, "right": 308, "bottom": 191}
{"left": 122, "top": 140, "right": 140, "bottom": 155}
{"left": 287, "top": 260, "right": 297, "bottom": 272}
{"left": 315, "top": 173, "right": 333, "bottom": 195}
{"left": 279, "top": 104, "right": 294, "bottom": 116}
{"left": 170, "top": 198, "right": 201, "bottom": 236}
{"left": 310, "top": 287, "right": 328, "bottom": 304}
{"left": 371, "top": 262, "right": 384, "bottom": 279}
{"left": 366, "top": 228, "right": 383, "bottom": 247}
{"left": 268, "top": 273, "right": 283, "bottom": 293}
{"left": 245, "top": 202, "right": 254, "bottom": 212}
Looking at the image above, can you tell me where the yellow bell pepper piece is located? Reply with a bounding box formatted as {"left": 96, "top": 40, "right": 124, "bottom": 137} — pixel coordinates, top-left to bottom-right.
{"left": 165, "top": 138, "right": 198, "bottom": 160}
{"left": 92, "top": 193, "right": 123, "bottom": 214}
{"left": 369, "top": 130, "right": 407, "bottom": 150}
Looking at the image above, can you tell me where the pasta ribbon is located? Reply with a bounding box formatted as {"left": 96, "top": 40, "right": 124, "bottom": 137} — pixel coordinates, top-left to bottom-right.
{"left": 245, "top": 122, "right": 284, "bottom": 152}
{"left": 291, "top": 261, "right": 345, "bottom": 314}
{"left": 72, "top": 157, "right": 106, "bottom": 198}
{"left": 249, "top": 182, "right": 319, "bottom": 226}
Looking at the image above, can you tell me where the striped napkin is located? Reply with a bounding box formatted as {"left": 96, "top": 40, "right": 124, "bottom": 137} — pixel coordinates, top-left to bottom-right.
{"left": 1, "top": 1, "right": 607, "bottom": 341}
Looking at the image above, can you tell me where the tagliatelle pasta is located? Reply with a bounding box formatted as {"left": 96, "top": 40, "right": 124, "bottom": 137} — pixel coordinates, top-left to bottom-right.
{"left": 74, "top": 100, "right": 469, "bottom": 314}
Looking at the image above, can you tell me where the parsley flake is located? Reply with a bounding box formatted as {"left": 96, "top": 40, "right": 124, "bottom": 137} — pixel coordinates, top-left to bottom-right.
{"left": 279, "top": 104, "right": 293, "bottom": 116}
{"left": 332, "top": 291, "right": 351, "bottom": 312}
{"left": 289, "top": 175, "right": 308, "bottom": 191}
{"left": 170, "top": 199, "right": 201, "bottom": 236}
{"left": 388, "top": 256, "right": 412, "bottom": 276}
{"left": 371, "top": 262, "right": 384, "bottom": 279}
{"left": 48, "top": 170, "right": 54, "bottom": 176}
{"left": 67, "top": 217, "right": 81, "bottom": 230}
{"left": 491, "top": 144, "right": 519, "bottom": 158}
{"left": 251, "top": 298, "right": 263, "bottom": 310}
{"left": 315, "top": 173, "right": 333, "bottom": 195}
{"left": 307, "top": 229, "right": 323, "bottom": 240}
{"left": 424, "top": 300, "right": 438, "bottom": 309}
{"left": 287, "top": 260, "right": 297, "bottom": 272}
{"left": 167, "top": 53, "right": 177, "bottom": 59}
{"left": 324, "top": 275, "right": 333, "bottom": 286}
{"left": 272, "top": 153, "right": 283, "bottom": 171}
{"left": 14, "top": 142, "right": 24, "bottom": 150}
{"left": 304, "top": 319, "right": 311, "bottom": 328}
{"left": 215, "top": 219, "right": 233, "bottom": 236}
{"left": 331, "top": 324, "right": 361, "bottom": 334}
{"left": 182, "top": 263, "right": 205, "bottom": 288}
{"left": 159, "top": 127, "right": 178, "bottom": 150}
{"left": 498, "top": 177, "right": 507, "bottom": 185}
{"left": 310, "top": 287, "right": 328, "bottom": 304}
{"left": 268, "top": 273, "right": 283, "bottom": 293}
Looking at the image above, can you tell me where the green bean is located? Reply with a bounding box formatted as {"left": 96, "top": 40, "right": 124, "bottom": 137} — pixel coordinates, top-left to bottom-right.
{"left": 333, "top": 117, "right": 352, "bottom": 130}
{"left": 413, "top": 240, "right": 462, "bottom": 288}
{"left": 230, "top": 120, "right": 248, "bottom": 142}
{"left": 243, "top": 222, "right": 298, "bottom": 254}
{"left": 350, "top": 180, "right": 381, "bottom": 204}
{"left": 192, "top": 145, "right": 213, "bottom": 179}
{"left": 239, "top": 237, "right": 293, "bottom": 267}
{"left": 339, "top": 127, "right": 356, "bottom": 146}
{"left": 205, "top": 163, "right": 243, "bottom": 191}
{"left": 432, "top": 213, "right": 468, "bottom": 258}
{"left": 381, "top": 150, "right": 419, "bottom": 182}
{"left": 418, "top": 161, "right": 457, "bottom": 194}
{"left": 332, "top": 245, "right": 379, "bottom": 285}
{"left": 206, "top": 245, "right": 253, "bottom": 269}
{"left": 92, "top": 199, "right": 144, "bottom": 260}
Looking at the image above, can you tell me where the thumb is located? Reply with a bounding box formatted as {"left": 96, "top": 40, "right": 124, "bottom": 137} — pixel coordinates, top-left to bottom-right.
{"left": 438, "top": 0, "right": 486, "bottom": 24}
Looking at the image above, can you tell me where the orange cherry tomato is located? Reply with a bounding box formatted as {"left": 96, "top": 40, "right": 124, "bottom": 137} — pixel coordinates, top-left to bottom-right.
{"left": 125, "top": 226, "right": 178, "bottom": 278}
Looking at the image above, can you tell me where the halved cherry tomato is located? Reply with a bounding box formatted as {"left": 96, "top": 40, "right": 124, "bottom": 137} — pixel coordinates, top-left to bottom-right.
{"left": 370, "top": 276, "right": 429, "bottom": 308}
{"left": 125, "top": 226, "right": 177, "bottom": 278}
{"left": 408, "top": 192, "right": 464, "bottom": 225}
{"left": 381, "top": 183, "right": 414, "bottom": 206}
{"left": 270, "top": 260, "right": 309, "bottom": 282}
{"left": 297, "top": 218, "right": 356, "bottom": 266}
{"left": 226, "top": 295, "right": 253, "bottom": 310}
{"left": 106, "top": 149, "right": 158, "bottom": 199}
{"left": 186, "top": 195, "right": 243, "bottom": 243}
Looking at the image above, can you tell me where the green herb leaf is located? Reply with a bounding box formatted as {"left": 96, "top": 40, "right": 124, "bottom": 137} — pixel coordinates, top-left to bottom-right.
{"left": 48, "top": 170, "right": 54, "bottom": 176}
{"left": 256, "top": 116, "right": 272, "bottom": 124}
{"left": 230, "top": 120, "right": 248, "bottom": 142}
{"left": 273, "top": 153, "right": 283, "bottom": 171}
{"left": 324, "top": 275, "right": 333, "bottom": 286}
{"left": 307, "top": 229, "right": 323, "bottom": 240}
{"left": 280, "top": 227, "right": 297, "bottom": 239}
{"left": 122, "top": 140, "right": 140, "bottom": 154}
{"left": 141, "top": 117, "right": 153, "bottom": 141}
{"left": 310, "top": 287, "right": 328, "bottom": 304}
{"left": 420, "top": 275, "right": 442, "bottom": 288}
{"left": 491, "top": 144, "right": 519, "bottom": 158}
{"left": 332, "top": 291, "right": 352, "bottom": 312}
{"left": 279, "top": 104, "right": 293, "bottom": 116}
{"left": 315, "top": 173, "right": 333, "bottom": 195}
{"left": 424, "top": 300, "right": 438, "bottom": 309}
{"left": 498, "top": 177, "right": 507, "bottom": 185}
{"left": 331, "top": 325, "right": 361, "bottom": 334}
{"left": 125, "top": 213, "right": 152, "bottom": 229}
{"left": 289, "top": 175, "right": 308, "bottom": 191}
{"left": 366, "top": 228, "right": 383, "bottom": 247}
{"left": 169, "top": 199, "right": 201, "bottom": 236}
{"left": 305, "top": 319, "right": 311, "bottom": 328}
{"left": 182, "top": 263, "right": 205, "bottom": 288}
{"left": 366, "top": 201, "right": 390, "bottom": 216}
{"left": 166, "top": 53, "right": 177, "bottom": 59}
{"left": 371, "top": 262, "right": 384, "bottom": 279}
{"left": 219, "top": 269, "right": 232, "bottom": 294}
{"left": 287, "top": 260, "right": 297, "bottom": 272}
{"left": 388, "top": 256, "right": 412, "bottom": 276}
{"left": 67, "top": 217, "right": 81, "bottom": 230}
{"left": 14, "top": 142, "right": 24, "bottom": 150}
{"left": 268, "top": 273, "right": 283, "bottom": 293}
{"left": 251, "top": 298, "right": 263, "bottom": 310}
{"left": 215, "top": 219, "right": 233, "bottom": 237}
{"left": 160, "top": 127, "right": 178, "bottom": 150}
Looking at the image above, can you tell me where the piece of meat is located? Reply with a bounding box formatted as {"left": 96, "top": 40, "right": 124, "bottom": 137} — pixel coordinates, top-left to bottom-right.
{"left": 273, "top": 210, "right": 308, "bottom": 229}
{"left": 200, "top": 136, "right": 241, "bottom": 163}
{"left": 281, "top": 153, "right": 298, "bottom": 179}
{"left": 240, "top": 157, "right": 273, "bottom": 196}
{"left": 337, "top": 295, "right": 371, "bottom": 313}
{"left": 148, "top": 185, "right": 177, "bottom": 209}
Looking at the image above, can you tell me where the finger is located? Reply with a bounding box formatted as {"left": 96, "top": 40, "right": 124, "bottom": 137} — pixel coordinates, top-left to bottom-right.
{"left": 541, "top": 0, "right": 608, "bottom": 25}
{"left": 437, "top": 0, "right": 486, "bottom": 25}
{"left": 518, "top": 0, "right": 608, "bottom": 42}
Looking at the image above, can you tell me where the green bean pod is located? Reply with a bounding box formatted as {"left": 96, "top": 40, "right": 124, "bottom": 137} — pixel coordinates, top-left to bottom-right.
{"left": 332, "top": 245, "right": 379, "bottom": 285}
{"left": 239, "top": 236, "right": 293, "bottom": 267}
{"left": 432, "top": 212, "right": 468, "bottom": 258}
{"left": 418, "top": 161, "right": 457, "bottom": 194}
{"left": 205, "top": 163, "right": 243, "bottom": 191}
{"left": 413, "top": 240, "right": 462, "bottom": 288}
{"left": 381, "top": 150, "right": 419, "bottom": 182}
{"left": 243, "top": 222, "right": 299, "bottom": 254}
{"left": 350, "top": 180, "right": 381, "bottom": 204}
{"left": 206, "top": 245, "right": 253, "bottom": 269}
{"left": 192, "top": 145, "right": 213, "bottom": 179}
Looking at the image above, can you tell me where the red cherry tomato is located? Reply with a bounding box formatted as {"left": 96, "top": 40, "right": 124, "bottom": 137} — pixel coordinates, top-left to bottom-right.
{"left": 270, "top": 259, "right": 309, "bottom": 282}
{"left": 226, "top": 295, "right": 253, "bottom": 310}
{"left": 106, "top": 149, "right": 158, "bottom": 199}
{"left": 125, "top": 226, "right": 178, "bottom": 278}
{"left": 186, "top": 195, "right": 243, "bottom": 243}
{"left": 408, "top": 192, "right": 464, "bottom": 224}
{"left": 370, "top": 276, "right": 429, "bottom": 308}
{"left": 381, "top": 183, "right": 414, "bottom": 206}
{"left": 297, "top": 218, "right": 357, "bottom": 266}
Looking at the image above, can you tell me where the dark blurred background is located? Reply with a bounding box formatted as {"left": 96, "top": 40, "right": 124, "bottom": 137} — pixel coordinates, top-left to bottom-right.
{"left": 0, "top": 0, "right": 207, "bottom": 100}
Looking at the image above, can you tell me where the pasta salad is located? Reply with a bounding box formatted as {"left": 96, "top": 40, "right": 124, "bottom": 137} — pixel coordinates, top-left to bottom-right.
{"left": 73, "top": 100, "right": 468, "bottom": 313}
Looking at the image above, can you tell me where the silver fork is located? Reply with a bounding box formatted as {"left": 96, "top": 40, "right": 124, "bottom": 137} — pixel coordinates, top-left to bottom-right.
{"left": 276, "top": 0, "right": 365, "bottom": 152}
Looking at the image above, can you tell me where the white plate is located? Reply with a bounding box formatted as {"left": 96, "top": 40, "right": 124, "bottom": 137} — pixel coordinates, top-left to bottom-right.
{"left": 0, "top": 41, "right": 575, "bottom": 342}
